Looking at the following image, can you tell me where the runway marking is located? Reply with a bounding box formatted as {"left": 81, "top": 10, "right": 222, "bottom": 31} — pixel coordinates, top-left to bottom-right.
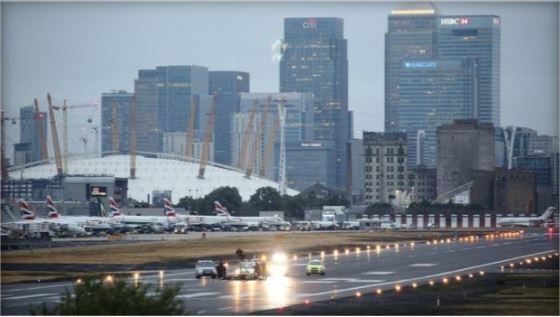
{"left": 292, "top": 263, "right": 307, "bottom": 267}
{"left": 444, "top": 250, "right": 456, "bottom": 253}
{"left": 322, "top": 278, "right": 384, "bottom": 283}
{"left": 409, "top": 263, "right": 436, "bottom": 267}
{"left": 162, "top": 271, "right": 196, "bottom": 278}
{"left": 361, "top": 271, "right": 394, "bottom": 275}
{"left": 297, "top": 249, "right": 556, "bottom": 298}
{"left": 217, "top": 295, "right": 236, "bottom": 299}
{"left": 217, "top": 306, "right": 233, "bottom": 311}
{"left": 3, "top": 283, "right": 72, "bottom": 293}
{"left": 3, "top": 293, "right": 58, "bottom": 300}
{"left": 178, "top": 292, "right": 221, "bottom": 299}
{"left": 196, "top": 310, "right": 207, "bottom": 314}
{"left": 162, "top": 278, "right": 199, "bottom": 282}
{"left": 301, "top": 280, "right": 337, "bottom": 284}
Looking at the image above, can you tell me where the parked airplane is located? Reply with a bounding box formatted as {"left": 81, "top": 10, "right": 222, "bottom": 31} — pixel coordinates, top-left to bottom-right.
{"left": 212, "top": 201, "right": 283, "bottom": 228}
{"left": 108, "top": 197, "right": 181, "bottom": 231}
{"left": 1, "top": 199, "right": 88, "bottom": 236}
{"left": 497, "top": 207, "right": 556, "bottom": 227}
{"left": 45, "top": 196, "right": 121, "bottom": 233}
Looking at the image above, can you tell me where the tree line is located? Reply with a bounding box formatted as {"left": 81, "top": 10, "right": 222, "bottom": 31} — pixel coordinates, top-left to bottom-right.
{"left": 176, "top": 186, "right": 349, "bottom": 220}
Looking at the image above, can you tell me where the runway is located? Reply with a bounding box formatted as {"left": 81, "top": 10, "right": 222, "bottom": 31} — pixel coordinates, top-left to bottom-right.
{"left": 1, "top": 231, "right": 558, "bottom": 315}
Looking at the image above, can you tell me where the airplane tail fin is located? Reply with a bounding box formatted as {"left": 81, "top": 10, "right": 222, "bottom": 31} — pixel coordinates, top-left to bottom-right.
{"left": 19, "top": 199, "right": 35, "bottom": 220}
{"left": 108, "top": 197, "right": 121, "bottom": 216}
{"left": 538, "top": 207, "right": 556, "bottom": 221}
{"left": 214, "top": 201, "right": 230, "bottom": 217}
{"left": 163, "top": 198, "right": 176, "bottom": 217}
{"left": 46, "top": 195, "right": 59, "bottom": 218}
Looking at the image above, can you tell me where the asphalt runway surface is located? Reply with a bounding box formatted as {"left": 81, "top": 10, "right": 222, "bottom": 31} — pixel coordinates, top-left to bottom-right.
{"left": 1, "top": 231, "right": 558, "bottom": 315}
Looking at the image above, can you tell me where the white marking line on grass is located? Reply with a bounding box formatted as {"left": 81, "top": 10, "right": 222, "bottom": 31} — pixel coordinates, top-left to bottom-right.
{"left": 409, "top": 263, "right": 436, "bottom": 267}
{"left": 296, "top": 249, "right": 556, "bottom": 298}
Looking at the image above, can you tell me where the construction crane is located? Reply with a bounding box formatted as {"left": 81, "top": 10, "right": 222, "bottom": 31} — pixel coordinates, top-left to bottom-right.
{"left": 111, "top": 100, "right": 119, "bottom": 153}
{"left": 238, "top": 99, "right": 258, "bottom": 170}
{"left": 130, "top": 95, "right": 137, "bottom": 179}
{"left": 197, "top": 94, "right": 216, "bottom": 179}
{"left": 260, "top": 111, "right": 280, "bottom": 178}
{"left": 246, "top": 95, "right": 270, "bottom": 178}
{"left": 53, "top": 100, "right": 99, "bottom": 173}
{"left": 277, "top": 97, "right": 287, "bottom": 195}
{"left": 185, "top": 95, "right": 197, "bottom": 161}
{"left": 0, "top": 111, "right": 14, "bottom": 179}
{"left": 47, "top": 93, "right": 63, "bottom": 177}
{"left": 34, "top": 98, "right": 49, "bottom": 161}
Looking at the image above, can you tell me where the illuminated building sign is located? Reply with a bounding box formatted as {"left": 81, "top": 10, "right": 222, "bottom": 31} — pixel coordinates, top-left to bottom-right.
{"left": 440, "top": 17, "right": 470, "bottom": 26}
{"left": 89, "top": 185, "right": 107, "bottom": 197}
{"left": 302, "top": 18, "right": 317, "bottom": 29}
{"left": 404, "top": 61, "right": 437, "bottom": 68}
{"left": 301, "top": 142, "right": 323, "bottom": 147}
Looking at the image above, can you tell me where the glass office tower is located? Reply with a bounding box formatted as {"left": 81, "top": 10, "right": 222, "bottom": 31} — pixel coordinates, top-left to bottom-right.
{"left": 280, "top": 17, "right": 350, "bottom": 189}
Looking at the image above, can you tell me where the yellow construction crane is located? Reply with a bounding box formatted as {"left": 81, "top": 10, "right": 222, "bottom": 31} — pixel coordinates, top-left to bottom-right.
{"left": 246, "top": 95, "right": 270, "bottom": 178}
{"left": 129, "top": 95, "right": 137, "bottom": 179}
{"left": 53, "top": 100, "right": 99, "bottom": 173}
{"left": 261, "top": 110, "right": 280, "bottom": 177}
{"left": 238, "top": 99, "right": 258, "bottom": 170}
{"left": 185, "top": 95, "right": 197, "bottom": 161}
{"left": 197, "top": 94, "right": 217, "bottom": 179}
{"left": 34, "top": 98, "right": 49, "bottom": 161}
{"left": 111, "top": 100, "right": 119, "bottom": 153}
{"left": 47, "top": 93, "right": 63, "bottom": 177}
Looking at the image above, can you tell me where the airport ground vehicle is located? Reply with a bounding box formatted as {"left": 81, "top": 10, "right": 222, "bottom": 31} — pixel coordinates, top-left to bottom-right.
{"left": 341, "top": 221, "right": 360, "bottom": 230}
{"left": 224, "top": 259, "right": 267, "bottom": 280}
{"left": 195, "top": 260, "right": 218, "bottom": 279}
{"left": 173, "top": 223, "right": 188, "bottom": 234}
{"left": 306, "top": 259, "right": 326, "bottom": 276}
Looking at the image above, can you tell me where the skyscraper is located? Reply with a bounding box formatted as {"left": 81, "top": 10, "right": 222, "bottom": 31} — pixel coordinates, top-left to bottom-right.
{"left": 280, "top": 17, "right": 350, "bottom": 189}
{"left": 398, "top": 59, "right": 477, "bottom": 167}
{"left": 437, "top": 15, "right": 501, "bottom": 127}
{"left": 385, "top": 8, "right": 501, "bottom": 169}
{"left": 209, "top": 71, "right": 250, "bottom": 166}
{"left": 101, "top": 90, "right": 133, "bottom": 155}
{"left": 17, "top": 105, "right": 47, "bottom": 163}
{"left": 134, "top": 65, "right": 210, "bottom": 153}
{"left": 384, "top": 6, "right": 438, "bottom": 132}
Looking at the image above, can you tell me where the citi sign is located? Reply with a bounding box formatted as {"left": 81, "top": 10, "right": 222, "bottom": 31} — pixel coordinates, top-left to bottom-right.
{"left": 440, "top": 17, "right": 469, "bottom": 26}
{"left": 302, "top": 18, "right": 318, "bottom": 29}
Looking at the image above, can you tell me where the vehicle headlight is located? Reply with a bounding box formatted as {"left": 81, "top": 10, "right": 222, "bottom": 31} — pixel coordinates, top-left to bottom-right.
{"left": 235, "top": 268, "right": 240, "bottom": 275}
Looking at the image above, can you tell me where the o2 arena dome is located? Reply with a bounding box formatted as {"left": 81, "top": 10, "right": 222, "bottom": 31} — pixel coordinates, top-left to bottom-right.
{"left": 9, "top": 154, "right": 298, "bottom": 203}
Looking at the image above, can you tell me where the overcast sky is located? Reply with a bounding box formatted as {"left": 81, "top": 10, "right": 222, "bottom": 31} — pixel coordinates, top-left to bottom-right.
{"left": 1, "top": 1, "right": 558, "bottom": 157}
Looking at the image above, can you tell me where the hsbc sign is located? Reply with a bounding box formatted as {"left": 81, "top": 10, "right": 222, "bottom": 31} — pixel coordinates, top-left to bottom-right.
{"left": 440, "top": 17, "right": 469, "bottom": 26}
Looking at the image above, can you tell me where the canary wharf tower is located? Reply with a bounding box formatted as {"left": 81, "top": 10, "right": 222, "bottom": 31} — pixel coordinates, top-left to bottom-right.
{"left": 280, "top": 17, "right": 350, "bottom": 189}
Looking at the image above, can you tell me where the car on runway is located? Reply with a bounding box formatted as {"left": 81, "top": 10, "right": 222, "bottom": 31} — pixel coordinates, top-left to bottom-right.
{"left": 195, "top": 260, "right": 218, "bottom": 279}
{"left": 306, "top": 259, "right": 326, "bottom": 276}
